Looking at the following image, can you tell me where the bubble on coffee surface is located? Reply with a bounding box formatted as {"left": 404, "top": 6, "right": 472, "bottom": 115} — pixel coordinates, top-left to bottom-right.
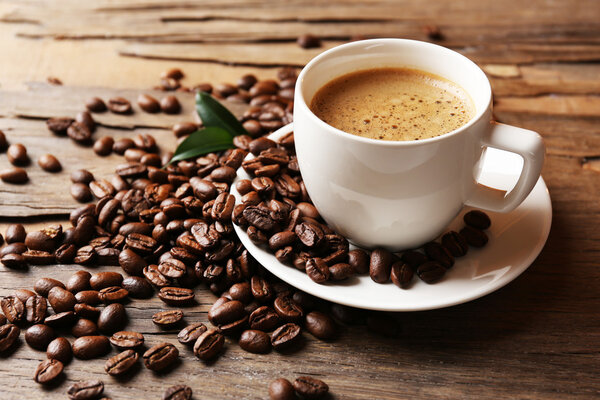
{"left": 310, "top": 67, "right": 475, "bottom": 141}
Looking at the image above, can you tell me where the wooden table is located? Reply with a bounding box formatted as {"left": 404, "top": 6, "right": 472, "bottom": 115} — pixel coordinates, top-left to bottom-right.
{"left": 1, "top": 1, "right": 599, "bottom": 399}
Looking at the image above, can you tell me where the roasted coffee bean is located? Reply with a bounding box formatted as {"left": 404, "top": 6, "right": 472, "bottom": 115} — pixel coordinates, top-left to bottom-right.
{"left": 93, "top": 136, "right": 114, "bottom": 156}
{"left": 115, "top": 249, "right": 145, "bottom": 277}
{"left": 248, "top": 137, "right": 276, "bottom": 156}
{"left": 460, "top": 225, "right": 489, "bottom": 247}
{"left": 464, "top": 210, "right": 491, "bottom": 230}
{"left": 250, "top": 276, "right": 274, "bottom": 302}
{"left": 85, "top": 97, "right": 106, "bottom": 113}
{"left": 126, "top": 233, "right": 156, "bottom": 254}
{"left": 242, "top": 119, "right": 262, "bottom": 136}
{"left": 269, "top": 378, "right": 295, "bottom": 400}
{"left": 34, "top": 358, "right": 63, "bottom": 384}
{"left": 208, "top": 300, "right": 245, "bottom": 326}
{"left": 293, "top": 376, "right": 329, "bottom": 399}
{"left": 243, "top": 206, "right": 278, "bottom": 231}
{"left": 251, "top": 176, "right": 275, "bottom": 194}
{"left": 67, "top": 380, "right": 104, "bottom": 400}
{"left": 71, "top": 170, "right": 95, "bottom": 186}
{"left": 144, "top": 265, "right": 172, "bottom": 288}
{"left": 177, "top": 322, "right": 207, "bottom": 345}
{"left": 267, "top": 231, "right": 296, "bottom": 250}
{"left": 369, "top": 248, "right": 393, "bottom": 283}
{"left": 76, "top": 111, "right": 96, "bottom": 132}
{"left": 119, "top": 222, "right": 152, "bottom": 237}
{"left": 249, "top": 81, "right": 278, "bottom": 97}
{"left": 401, "top": 250, "right": 428, "bottom": 270}
{"left": 108, "top": 97, "right": 132, "bottom": 114}
{"left": 7, "top": 143, "right": 29, "bottom": 165}
{"left": 113, "top": 138, "right": 135, "bottom": 155}
{"left": 89, "top": 179, "right": 115, "bottom": 199}
{"left": 172, "top": 122, "right": 198, "bottom": 138}
{"left": 163, "top": 384, "right": 193, "bottom": 400}
{"left": 75, "top": 290, "right": 101, "bottom": 305}
{"left": 47, "top": 337, "right": 72, "bottom": 364}
{"left": 105, "top": 349, "right": 139, "bottom": 376}
{"left": 143, "top": 342, "right": 179, "bottom": 371}
{"left": 23, "top": 249, "right": 55, "bottom": 265}
{"left": 305, "top": 311, "right": 336, "bottom": 340}
{"left": 55, "top": 243, "right": 76, "bottom": 264}
{"left": 1, "top": 295, "right": 24, "bottom": 323}
{"left": 158, "top": 258, "right": 186, "bottom": 278}
{"left": 25, "top": 324, "right": 55, "bottom": 350}
{"left": 25, "top": 230, "right": 56, "bottom": 253}
{"left": 14, "top": 289, "right": 35, "bottom": 304}
{"left": 273, "top": 295, "right": 303, "bottom": 322}
{"left": 25, "top": 295, "right": 47, "bottom": 324}
{"left": 227, "top": 282, "right": 252, "bottom": 304}
{"left": 295, "top": 222, "right": 324, "bottom": 248}
{"left": 327, "top": 262, "right": 353, "bottom": 280}
{"left": 122, "top": 276, "right": 153, "bottom": 298}
{"left": 160, "top": 95, "right": 181, "bottom": 114}
{"left": 271, "top": 323, "right": 301, "bottom": 350}
{"left": 44, "top": 311, "right": 76, "bottom": 329}
{"left": 46, "top": 117, "right": 74, "bottom": 135}
{"left": 133, "top": 133, "right": 157, "bottom": 152}
{"left": 0, "top": 242, "right": 27, "bottom": 258}
{"left": 137, "top": 93, "right": 161, "bottom": 113}
{"left": 305, "top": 258, "right": 330, "bottom": 283}
{"left": 74, "top": 303, "right": 100, "bottom": 320}
{"left": 99, "top": 286, "right": 129, "bottom": 304}
{"left": 424, "top": 241, "right": 454, "bottom": 269}
{"left": 391, "top": 261, "right": 414, "bottom": 289}
{"left": 239, "top": 329, "right": 271, "bottom": 353}
{"left": 161, "top": 67, "right": 184, "bottom": 80}
{"left": 5, "top": 224, "right": 26, "bottom": 244}
{"left": 417, "top": 261, "right": 446, "bottom": 284}
{"left": 98, "top": 303, "right": 127, "bottom": 334}
{"left": 153, "top": 309, "right": 183, "bottom": 327}
{"left": 48, "top": 287, "right": 76, "bottom": 313}
{"left": 71, "top": 319, "right": 98, "bottom": 337}
{"left": 248, "top": 306, "right": 280, "bottom": 331}
{"left": 67, "top": 122, "right": 92, "bottom": 145}
{"left": 441, "top": 231, "right": 469, "bottom": 257}
{"left": 193, "top": 329, "right": 224, "bottom": 360}
{"left": 0, "top": 167, "right": 28, "bottom": 183}
{"left": 38, "top": 154, "right": 62, "bottom": 172}
{"left": 158, "top": 287, "right": 195, "bottom": 306}
{"left": 72, "top": 245, "right": 95, "bottom": 265}
{"left": 211, "top": 192, "right": 235, "bottom": 221}
{"left": 1, "top": 253, "right": 27, "bottom": 269}
{"left": 0, "top": 323, "right": 19, "bottom": 351}
{"left": 110, "top": 331, "right": 144, "bottom": 349}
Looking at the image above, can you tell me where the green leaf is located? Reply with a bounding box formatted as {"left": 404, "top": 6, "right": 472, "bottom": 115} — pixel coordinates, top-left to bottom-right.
{"left": 195, "top": 91, "right": 248, "bottom": 137}
{"left": 168, "top": 126, "right": 233, "bottom": 164}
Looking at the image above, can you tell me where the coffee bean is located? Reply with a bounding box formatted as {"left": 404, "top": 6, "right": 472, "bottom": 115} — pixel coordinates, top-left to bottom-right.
{"left": 98, "top": 303, "right": 127, "bottom": 334}
{"left": 390, "top": 261, "right": 414, "bottom": 288}
{"left": 105, "top": 349, "right": 139, "bottom": 376}
{"left": 5, "top": 224, "right": 26, "bottom": 244}
{"left": 74, "top": 303, "right": 100, "bottom": 320}
{"left": 305, "top": 311, "right": 336, "bottom": 340}
{"left": 137, "top": 94, "right": 161, "bottom": 113}
{"left": 25, "top": 295, "right": 47, "bottom": 324}
{"left": 172, "top": 122, "right": 198, "bottom": 138}
{"left": 1, "top": 296, "right": 24, "bottom": 323}
{"left": 94, "top": 136, "right": 114, "bottom": 156}
{"left": 243, "top": 206, "right": 277, "bottom": 232}
{"left": 65, "top": 271, "right": 91, "bottom": 293}
{"left": 89, "top": 179, "right": 116, "bottom": 199}
{"left": 163, "top": 384, "right": 193, "bottom": 400}
{"left": 158, "top": 258, "right": 186, "bottom": 278}
{"left": 119, "top": 222, "right": 152, "bottom": 237}
{"left": 99, "top": 286, "right": 129, "bottom": 304}
{"left": 248, "top": 306, "right": 280, "bottom": 331}
{"left": 153, "top": 309, "right": 183, "bottom": 327}
{"left": 273, "top": 295, "right": 303, "bottom": 322}
{"left": 34, "top": 358, "right": 63, "bottom": 384}
{"left": 269, "top": 378, "right": 295, "bottom": 400}
{"left": 75, "top": 290, "right": 101, "bottom": 305}
{"left": 71, "top": 319, "right": 98, "bottom": 337}
{"left": 460, "top": 225, "right": 489, "bottom": 247}
{"left": 144, "top": 265, "right": 172, "bottom": 288}
{"left": 48, "top": 286, "right": 76, "bottom": 313}
{"left": 113, "top": 138, "right": 135, "bottom": 155}
{"left": 160, "top": 95, "right": 181, "bottom": 114}
{"left": 158, "top": 287, "right": 195, "bottom": 306}
{"left": 0, "top": 323, "right": 20, "bottom": 351}
{"left": 271, "top": 323, "right": 301, "bottom": 350}
{"left": 177, "top": 322, "right": 207, "bottom": 345}
{"left": 295, "top": 222, "right": 324, "bottom": 248}
{"left": 400, "top": 250, "right": 428, "bottom": 270}
{"left": 76, "top": 111, "right": 96, "bottom": 132}
{"left": 464, "top": 210, "right": 491, "bottom": 230}
{"left": 67, "top": 380, "right": 104, "bottom": 400}
{"left": 193, "top": 329, "right": 224, "bottom": 360}
{"left": 44, "top": 311, "right": 76, "bottom": 329}
{"left": 1, "top": 253, "right": 27, "bottom": 269}
{"left": 46, "top": 117, "right": 74, "bottom": 135}
{"left": 72, "top": 336, "right": 111, "bottom": 360}
{"left": 0, "top": 167, "right": 28, "bottom": 183}
{"left": 249, "top": 276, "right": 273, "bottom": 303}
{"left": 0, "top": 130, "right": 7, "bottom": 152}
{"left": 67, "top": 122, "right": 92, "bottom": 145}
{"left": 424, "top": 241, "right": 454, "bottom": 269}
{"left": 416, "top": 261, "right": 446, "bottom": 284}
{"left": 25, "top": 230, "right": 56, "bottom": 253}
{"left": 116, "top": 249, "right": 145, "bottom": 277}
{"left": 108, "top": 97, "right": 132, "bottom": 114}
{"left": 90, "top": 271, "right": 124, "bottom": 290}
{"left": 110, "top": 331, "right": 144, "bottom": 349}
{"left": 441, "top": 231, "right": 469, "bottom": 257}
{"left": 297, "top": 34, "right": 321, "bottom": 48}
{"left": 369, "top": 248, "right": 393, "bottom": 283}
{"left": 7, "top": 143, "right": 29, "bottom": 165}
{"left": 23, "top": 249, "right": 55, "bottom": 265}
{"left": 239, "top": 329, "right": 271, "bottom": 353}
{"left": 47, "top": 337, "right": 72, "bottom": 364}
{"left": 143, "top": 342, "right": 179, "bottom": 370}
{"left": 37, "top": 154, "right": 62, "bottom": 172}
{"left": 122, "top": 277, "right": 153, "bottom": 298}
{"left": 243, "top": 120, "right": 262, "bottom": 137}
{"left": 0, "top": 243, "right": 27, "bottom": 258}
{"left": 305, "top": 258, "right": 330, "bottom": 283}
{"left": 328, "top": 263, "right": 354, "bottom": 281}
{"left": 293, "top": 376, "right": 329, "bottom": 398}
{"left": 249, "top": 81, "right": 278, "bottom": 97}
{"left": 25, "top": 324, "right": 55, "bottom": 350}
{"left": 85, "top": 97, "right": 107, "bottom": 112}
{"left": 126, "top": 232, "right": 156, "bottom": 254}
{"left": 162, "top": 68, "right": 184, "bottom": 80}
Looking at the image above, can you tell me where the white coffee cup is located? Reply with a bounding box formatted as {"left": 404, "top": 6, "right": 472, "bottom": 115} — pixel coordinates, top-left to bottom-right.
{"left": 293, "top": 39, "right": 545, "bottom": 251}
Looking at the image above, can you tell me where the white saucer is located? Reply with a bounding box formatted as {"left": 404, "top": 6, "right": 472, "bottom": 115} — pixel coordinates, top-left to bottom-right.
{"left": 231, "top": 124, "right": 552, "bottom": 312}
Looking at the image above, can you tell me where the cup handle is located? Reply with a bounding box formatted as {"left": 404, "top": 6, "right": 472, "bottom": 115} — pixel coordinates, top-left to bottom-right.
{"left": 465, "top": 122, "right": 545, "bottom": 213}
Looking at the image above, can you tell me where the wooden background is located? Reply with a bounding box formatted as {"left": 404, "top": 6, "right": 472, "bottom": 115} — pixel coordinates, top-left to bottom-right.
{"left": 0, "top": 0, "right": 599, "bottom": 398}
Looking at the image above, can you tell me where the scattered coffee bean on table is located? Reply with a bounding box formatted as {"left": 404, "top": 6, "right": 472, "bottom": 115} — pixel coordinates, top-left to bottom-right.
{"left": 0, "top": 167, "right": 28, "bottom": 184}
{"left": 162, "top": 384, "right": 192, "bottom": 400}
{"left": 269, "top": 378, "right": 295, "bottom": 400}
{"left": 34, "top": 358, "right": 63, "bottom": 384}
{"left": 67, "top": 380, "right": 104, "bottom": 400}
{"left": 38, "top": 154, "right": 62, "bottom": 172}
{"left": 7, "top": 143, "right": 29, "bottom": 165}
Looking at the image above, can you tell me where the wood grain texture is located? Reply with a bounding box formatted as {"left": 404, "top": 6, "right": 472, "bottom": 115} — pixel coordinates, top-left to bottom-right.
{"left": 0, "top": 0, "right": 599, "bottom": 399}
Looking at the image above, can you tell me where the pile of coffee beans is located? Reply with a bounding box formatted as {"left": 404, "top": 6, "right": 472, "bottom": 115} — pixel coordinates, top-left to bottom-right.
{"left": 0, "top": 66, "right": 492, "bottom": 398}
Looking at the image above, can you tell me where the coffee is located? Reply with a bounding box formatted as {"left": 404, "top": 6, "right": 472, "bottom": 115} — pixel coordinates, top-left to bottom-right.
{"left": 310, "top": 67, "right": 475, "bottom": 141}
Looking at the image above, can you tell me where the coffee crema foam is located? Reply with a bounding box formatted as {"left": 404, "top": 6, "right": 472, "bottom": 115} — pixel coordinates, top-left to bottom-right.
{"left": 310, "top": 67, "right": 475, "bottom": 141}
